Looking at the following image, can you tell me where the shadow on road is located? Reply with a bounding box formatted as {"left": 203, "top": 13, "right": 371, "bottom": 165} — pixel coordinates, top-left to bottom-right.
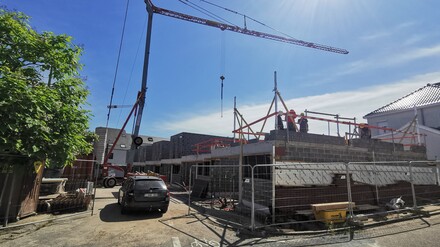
{"left": 111, "top": 192, "right": 118, "bottom": 198}
{"left": 99, "top": 203, "right": 163, "bottom": 222}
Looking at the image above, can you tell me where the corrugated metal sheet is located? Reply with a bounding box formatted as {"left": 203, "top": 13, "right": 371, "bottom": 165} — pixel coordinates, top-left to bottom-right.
{"left": 365, "top": 82, "right": 440, "bottom": 117}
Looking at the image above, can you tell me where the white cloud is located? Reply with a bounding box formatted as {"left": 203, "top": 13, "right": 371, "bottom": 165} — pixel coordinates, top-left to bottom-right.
{"left": 338, "top": 43, "right": 440, "bottom": 76}
{"left": 384, "top": 44, "right": 440, "bottom": 66}
{"left": 359, "top": 21, "right": 417, "bottom": 41}
{"left": 360, "top": 31, "right": 391, "bottom": 41}
{"left": 155, "top": 71, "right": 440, "bottom": 137}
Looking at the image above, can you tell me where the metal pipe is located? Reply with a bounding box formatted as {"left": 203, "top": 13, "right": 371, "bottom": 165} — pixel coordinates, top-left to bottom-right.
{"left": 251, "top": 165, "right": 255, "bottom": 231}
{"left": 409, "top": 161, "right": 417, "bottom": 208}
{"left": 239, "top": 118, "right": 244, "bottom": 204}
{"left": 272, "top": 146, "right": 276, "bottom": 224}
{"left": 274, "top": 71, "right": 278, "bottom": 130}
{"left": 133, "top": 5, "right": 154, "bottom": 138}
{"left": 188, "top": 165, "right": 192, "bottom": 215}
{"left": 336, "top": 114, "right": 340, "bottom": 136}
{"left": 346, "top": 163, "right": 354, "bottom": 220}
{"left": 233, "top": 97, "right": 236, "bottom": 142}
{"left": 373, "top": 152, "right": 380, "bottom": 205}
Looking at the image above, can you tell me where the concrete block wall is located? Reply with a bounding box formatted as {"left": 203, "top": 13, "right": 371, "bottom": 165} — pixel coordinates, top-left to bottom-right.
{"left": 170, "top": 132, "right": 232, "bottom": 158}
{"left": 266, "top": 130, "right": 346, "bottom": 145}
{"left": 152, "top": 141, "right": 171, "bottom": 160}
{"left": 133, "top": 145, "right": 152, "bottom": 162}
{"left": 349, "top": 139, "right": 405, "bottom": 152}
{"left": 276, "top": 140, "right": 426, "bottom": 163}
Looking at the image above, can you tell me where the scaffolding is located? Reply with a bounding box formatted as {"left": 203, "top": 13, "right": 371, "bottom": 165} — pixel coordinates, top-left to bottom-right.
{"left": 231, "top": 72, "right": 426, "bottom": 148}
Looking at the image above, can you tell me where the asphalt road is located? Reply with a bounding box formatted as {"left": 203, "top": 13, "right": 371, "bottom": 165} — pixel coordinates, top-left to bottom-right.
{"left": 1, "top": 187, "right": 440, "bottom": 247}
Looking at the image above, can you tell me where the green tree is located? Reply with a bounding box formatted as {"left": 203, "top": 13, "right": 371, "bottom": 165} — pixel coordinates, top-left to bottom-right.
{"left": 0, "top": 8, "right": 93, "bottom": 168}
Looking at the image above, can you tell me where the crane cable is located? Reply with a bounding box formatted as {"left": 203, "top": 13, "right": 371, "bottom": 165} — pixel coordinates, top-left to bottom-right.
{"left": 220, "top": 32, "right": 225, "bottom": 118}
{"left": 102, "top": 0, "right": 130, "bottom": 163}
{"left": 177, "top": 0, "right": 230, "bottom": 118}
{"left": 200, "top": 0, "right": 298, "bottom": 40}
{"left": 117, "top": 15, "right": 148, "bottom": 131}
{"left": 178, "top": 0, "right": 238, "bottom": 27}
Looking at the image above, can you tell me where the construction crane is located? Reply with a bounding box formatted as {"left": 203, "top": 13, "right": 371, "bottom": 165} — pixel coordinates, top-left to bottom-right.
{"left": 148, "top": 1, "right": 349, "bottom": 54}
{"left": 100, "top": 0, "right": 349, "bottom": 188}
{"left": 131, "top": 0, "right": 349, "bottom": 144}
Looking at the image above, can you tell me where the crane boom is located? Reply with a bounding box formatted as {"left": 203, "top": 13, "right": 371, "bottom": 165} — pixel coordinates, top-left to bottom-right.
{"left": 146, "top": 0, "right": 348, "bottom": 54}
{"left": 130, "top": 0, "right": 348, "bottom": 155}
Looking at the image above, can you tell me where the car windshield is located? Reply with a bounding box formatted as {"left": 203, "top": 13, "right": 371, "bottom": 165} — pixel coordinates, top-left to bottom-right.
{"left": 135, "top": 179, "right": 166, "bottom": 190}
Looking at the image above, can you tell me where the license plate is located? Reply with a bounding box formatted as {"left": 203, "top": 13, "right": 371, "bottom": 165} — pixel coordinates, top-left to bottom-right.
{"left": 144, "top": 193, "right": 158, "bottom": 197}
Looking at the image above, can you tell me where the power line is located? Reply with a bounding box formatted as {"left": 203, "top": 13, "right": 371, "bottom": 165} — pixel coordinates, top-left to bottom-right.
{"left": 200, "top": 0, "right": 298, "bottom": 40}
{"left": 101, "top": 0, "right": 130, "bottom": 165}
{"left": 178, "top": 0, "right": 238, "bottom": 27}
{"left": 116, "top": 15, "right": 148, "bottom": 131}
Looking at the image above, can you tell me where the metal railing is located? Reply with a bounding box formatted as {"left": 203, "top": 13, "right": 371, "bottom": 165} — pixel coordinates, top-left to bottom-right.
{"left": 186, "top": 161, "right": 440, "bottom": 241}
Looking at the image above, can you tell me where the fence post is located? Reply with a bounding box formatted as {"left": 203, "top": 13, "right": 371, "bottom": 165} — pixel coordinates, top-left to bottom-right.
{"left": 251, "top": 165, "right": 255, "bottom": 231}
{"left": 346, "top": 163, "right": 354, "bottom": 217}
{"left": 436, "top": 163, "right": 440, "bottom": 186}
{"left": 346, "top": 162, "right": 355, "bottom": 240}
{"left": 271, "top": 164, "right": 276, "bottom": 224}
{"left": 409, "top": 161, "right": 417, "bottom": 209}
{"left": 372, "top": 155, "right": 380, "bottom": 205}
{"left": 188, "top": 165, "right": 192, "bottom": 215}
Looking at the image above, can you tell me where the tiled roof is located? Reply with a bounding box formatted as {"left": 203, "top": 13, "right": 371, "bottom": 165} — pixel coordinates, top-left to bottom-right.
{"left": 364, "top": 82, "right": 440, "bottom": 117}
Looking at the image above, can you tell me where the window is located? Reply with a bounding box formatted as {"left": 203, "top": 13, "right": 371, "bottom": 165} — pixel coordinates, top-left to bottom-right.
{"left": 135, "top": 179, "right": 166, "bottom": 190}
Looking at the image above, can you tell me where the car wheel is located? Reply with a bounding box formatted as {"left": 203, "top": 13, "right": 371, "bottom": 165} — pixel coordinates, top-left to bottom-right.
{"left": 102, "top": 177, "right": 108, "bottom": 188}
{"left": 107, "top": 177, "right": 116, "bottom": 188}
{"left": 161, "top": 207, "right": 168, "bottom": 214}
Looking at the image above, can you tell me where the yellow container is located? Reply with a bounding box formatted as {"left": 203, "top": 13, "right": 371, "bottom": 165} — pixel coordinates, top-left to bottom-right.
{"left": 314, "top": 209, "right": 347, "bottom": 223}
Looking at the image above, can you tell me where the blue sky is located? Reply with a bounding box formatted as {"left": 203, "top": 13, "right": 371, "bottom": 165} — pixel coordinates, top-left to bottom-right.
{"left": 3, "top": 0, "right": 440, "bottom": 139}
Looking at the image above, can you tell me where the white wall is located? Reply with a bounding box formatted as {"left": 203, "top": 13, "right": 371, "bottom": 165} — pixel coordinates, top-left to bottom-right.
{"left": 107, "top": 149, "right": 128, "bottom": 165}
{"left": 366, "top": 104, "right": 440, "bottom": 137}
{"left": 420, "top": 126, "right": 440, "bottom": 160}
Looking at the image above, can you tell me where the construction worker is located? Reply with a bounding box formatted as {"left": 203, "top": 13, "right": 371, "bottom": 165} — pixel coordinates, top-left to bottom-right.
{"left": 277, "top": 112, "right": 284, "bottom": 130}
{"left": 298, "top": 113, "right": 308, "bottom": 133}
{"left": 359, "top": 123, "right": 371, "bottom": 140}
{"left": 285, "top": 109, "right": 297, "bottom": 131}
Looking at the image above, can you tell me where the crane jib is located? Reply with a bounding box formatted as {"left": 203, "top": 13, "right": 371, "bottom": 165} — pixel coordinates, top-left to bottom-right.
{"left": 150, "top": 4, "right": 348, "bottom": 55}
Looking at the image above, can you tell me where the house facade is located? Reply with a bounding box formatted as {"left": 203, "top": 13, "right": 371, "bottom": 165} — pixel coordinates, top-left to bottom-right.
{"left": 93, "top": 127, "right": 167, "bottom": 166}
{"left": 364, "top": 82, "right": 440, "bottom": 160}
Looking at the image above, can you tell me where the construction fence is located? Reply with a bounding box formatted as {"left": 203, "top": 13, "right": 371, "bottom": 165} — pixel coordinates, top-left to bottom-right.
{"left": 187, "top": 161, "right": 440, "bottom": 240}
{"left": 0, "top": 154, "right": 95, "bottom": 228}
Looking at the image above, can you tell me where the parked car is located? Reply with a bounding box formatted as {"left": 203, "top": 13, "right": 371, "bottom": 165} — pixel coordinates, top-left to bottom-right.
{"left": 118, "top": 175, "right": 170, "bottom": 214}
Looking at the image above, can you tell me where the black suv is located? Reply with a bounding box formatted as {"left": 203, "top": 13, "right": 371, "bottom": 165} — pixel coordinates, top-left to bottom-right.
{"left": 118, "top": 176, "right": 170, "bottom": 214}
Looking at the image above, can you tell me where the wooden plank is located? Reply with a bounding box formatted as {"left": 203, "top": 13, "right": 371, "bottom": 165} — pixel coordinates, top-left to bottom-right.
{"left": 311, "top": 202, "right": 355, "bottom": 212}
